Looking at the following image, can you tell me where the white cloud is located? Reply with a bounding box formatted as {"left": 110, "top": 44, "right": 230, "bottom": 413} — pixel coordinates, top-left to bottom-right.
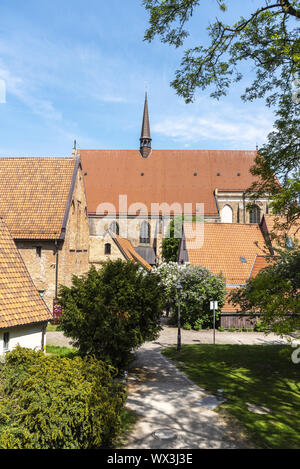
{"left": 152, "top": 103, "right": 274, "bottom": 149}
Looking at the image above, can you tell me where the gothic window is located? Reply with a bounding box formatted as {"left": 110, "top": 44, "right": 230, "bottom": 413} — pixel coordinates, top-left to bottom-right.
{"left": 109, "top": 221, "right": 119, "bottom": 235}
{"left": 140, "top": 221, "right": 151, "bottom": 244}
{"left": 221, "top": 205, "right": 233, "bottom": 223}
{"left": 249, "top": 205, "right": 261, "bottom": 224}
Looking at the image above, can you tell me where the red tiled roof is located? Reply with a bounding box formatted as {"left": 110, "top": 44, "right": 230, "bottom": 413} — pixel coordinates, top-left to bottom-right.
{"left": 0, "top": 157, "right": 76, "bottom": 239}
{"left": 222, "top": 289, "right": 242, "bottom": 313}
{"left": 263, "top": 215, "right": 300, "bottom": 245}
{"left": 183, "top": 222, "right": 266, "bottom": 284}
{"left": 111, "top": 232, "right": 152, "bottom": 271}
{"left": 80, "top": 150, "right": 258, "bottom": 216}
{"left": 0, "top": 218, "right": 52, "bottom": 329}
{"left": 248, "top": 255, "right": 271, "bottom": 280}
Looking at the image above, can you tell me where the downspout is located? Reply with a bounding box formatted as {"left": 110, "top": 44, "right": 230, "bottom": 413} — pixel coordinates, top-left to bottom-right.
{"left": 55, "top": 240, "right": 59, "bottom": 299}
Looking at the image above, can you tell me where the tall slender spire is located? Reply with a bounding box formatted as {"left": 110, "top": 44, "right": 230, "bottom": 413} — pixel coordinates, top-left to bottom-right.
{"left": 140, "top": 92, "right": 152, "bottom": 158}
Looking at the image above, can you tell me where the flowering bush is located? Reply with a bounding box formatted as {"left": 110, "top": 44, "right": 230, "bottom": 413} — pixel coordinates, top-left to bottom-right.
{"left": 153, "top": 262, "right": 226, "bottom": 329}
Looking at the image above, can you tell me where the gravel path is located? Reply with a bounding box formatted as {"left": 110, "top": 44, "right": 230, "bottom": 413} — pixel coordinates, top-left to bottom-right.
{"left": 46, "top": 325, "right": 288, "bottom": 349}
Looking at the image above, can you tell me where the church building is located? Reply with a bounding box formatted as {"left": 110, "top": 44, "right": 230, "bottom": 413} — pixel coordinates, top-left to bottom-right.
{"left": 79, "top": 94, "right": 269, "bottom": 266}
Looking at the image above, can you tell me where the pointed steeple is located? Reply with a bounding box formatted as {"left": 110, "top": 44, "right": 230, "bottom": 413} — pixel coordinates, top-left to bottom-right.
{"left": 140, "top": 92, "right": 152, "bottom": 158}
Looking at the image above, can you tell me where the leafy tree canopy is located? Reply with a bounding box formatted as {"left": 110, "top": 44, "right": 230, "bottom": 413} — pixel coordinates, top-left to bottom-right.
{"left": 143, "top": 0, "right": 299, "bottom": 105}
{"left": 228, "top": 246, "right": 300, "bottom": 336}
{"left": 143, "top": 0, "right": 300, "bottom": 229}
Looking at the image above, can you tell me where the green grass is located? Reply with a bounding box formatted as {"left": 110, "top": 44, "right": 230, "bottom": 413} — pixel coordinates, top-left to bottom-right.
{"left": 46, "top": 345, "right": 78, "bottom": 358}
{"left": 46, "top": 323, "right": 60, "bottom": 332}
{"left": 116, "top": 409, "right": 140, "bottom": 448}
{"left": 162, "top": 344, "right": 300, "bottom": 449}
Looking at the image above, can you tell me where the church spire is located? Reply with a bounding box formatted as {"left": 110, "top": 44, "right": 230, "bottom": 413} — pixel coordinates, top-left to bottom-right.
{"left": 140, "top": 92, "right": 152, "bottom": 158}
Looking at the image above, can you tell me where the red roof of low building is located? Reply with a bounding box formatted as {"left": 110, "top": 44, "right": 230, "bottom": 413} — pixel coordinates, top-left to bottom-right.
{"left": 0, "top": 218, "right": 52, "bottom": 329}
{"left": 183, "top": 221, "right": 266, "bottom": 285}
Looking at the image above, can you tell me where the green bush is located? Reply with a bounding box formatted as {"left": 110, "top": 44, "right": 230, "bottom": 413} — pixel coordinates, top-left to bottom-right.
{"left": 228, "top": 327, "right": 236, "bottom": 332}
{"left": 59, "top": 261, "right": 163, "bottom": 369}
{"left": 0, "top": 347, "right": 126, "bottom": 449}
{"left": 218, "top": 326, "right": 225, "bottom": 332}
{"left": 255, "top": 321, "right": 268, "bottom": 332}
{"left": 183, "top": 322, "right": 192, "bottom": 330}
{"left": 193, "top": 318, "right": 203, "bottom": 331}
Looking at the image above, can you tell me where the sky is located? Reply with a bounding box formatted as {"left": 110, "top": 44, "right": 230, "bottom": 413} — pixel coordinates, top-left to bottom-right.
{"left": 0, "top": 0, "right": 276, "bottom": 156}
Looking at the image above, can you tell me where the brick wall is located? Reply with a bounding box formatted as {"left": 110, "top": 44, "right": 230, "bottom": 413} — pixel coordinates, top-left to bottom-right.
{"left": 16, "top": 164, "right": 90, "bottom": 310}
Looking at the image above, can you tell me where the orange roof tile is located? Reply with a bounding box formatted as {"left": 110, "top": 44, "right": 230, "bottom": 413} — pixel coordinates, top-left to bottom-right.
{"left": 0, "top": 218, "right": 52, "bottom": 329}
{"left": 112, "top": 232, "right": 152, "bottom": 271}
{"left": 222, "top": 288, "right": 242, "bottom": 313}
{"left": 80, "top": 150, "right": 258, "bottom": 216}
{"left": 0, "top": 157, "right": 76, "bottom": 239}
{"left": 183, "top": 222, "right": 266, "bottom": 284}
{"left": 263, "top": 214, "right": 300, "bottom": 245}
{"left": 248, "top": 255, "right": 271, "bottom": 280}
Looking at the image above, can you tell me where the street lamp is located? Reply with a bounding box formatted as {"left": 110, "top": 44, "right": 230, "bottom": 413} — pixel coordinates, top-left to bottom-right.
{"left": 176, "top": 281, "right": 183, "bottom": 351}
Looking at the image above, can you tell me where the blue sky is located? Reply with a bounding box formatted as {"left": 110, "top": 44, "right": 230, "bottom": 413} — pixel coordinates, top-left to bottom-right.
{"left": 0, "top": 0, "right": 275, "bottom": 156}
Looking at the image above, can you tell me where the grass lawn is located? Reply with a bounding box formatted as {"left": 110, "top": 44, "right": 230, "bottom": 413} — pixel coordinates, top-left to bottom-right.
{"left": 46, "top": 323, "right": 60, "bottom": 332}
{"left": 46, "top": 345, "right": 77, "bottom": 357}
{"left": 162, "top": 344, "right": 300, "bottom": 449}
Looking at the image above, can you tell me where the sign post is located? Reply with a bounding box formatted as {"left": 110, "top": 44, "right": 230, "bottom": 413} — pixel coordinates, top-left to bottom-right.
{"left": 210, "top": 301, "right": 218, "bottom": 345}
{"left": 177, "top": 282, "right": 183, "bottom": 352}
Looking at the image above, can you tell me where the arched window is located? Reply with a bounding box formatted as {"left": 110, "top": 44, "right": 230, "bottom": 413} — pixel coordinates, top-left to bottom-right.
{"left": 109, "top": 221, "right": 119, "bottom": 235}
{"left": 249, "top": 205, "right": 261, "bottom": 224}
{"left": 104, "top": 243, "right": 111, "bottom": 255}
{"left": 221, "top": 205, "right": 233, "bottom": 223}
{"left": 140, "top": 221, "right": 151, "bottom": 244}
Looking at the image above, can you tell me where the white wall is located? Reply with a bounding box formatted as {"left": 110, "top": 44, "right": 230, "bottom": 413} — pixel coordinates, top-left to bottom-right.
{"left": 0, "top": 323, "right": 46, "bottom": 355}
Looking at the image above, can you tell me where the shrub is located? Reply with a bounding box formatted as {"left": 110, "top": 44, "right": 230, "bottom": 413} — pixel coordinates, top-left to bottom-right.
{"left": 218, "top": 326, "right": 225, "bottom": 332}
{"left": 58, "top": 261, "right": 163, "bottom": 369}
{"left": 255, "top": 321, "right": 268, "bottom": 332}
{"left": 193, "top": 318, "right": 203, "bottom": 331}
{"left": 153, "top": 262, "right": 226, "bottom": 329}
{"left": 183, "top": 322, "right": 192, "bottom": 330}
{"left": 228, "top": 327, "right": 236, "bottom": 332}
{"left": 0, "top": 347, "right": 126, "bottom": 449}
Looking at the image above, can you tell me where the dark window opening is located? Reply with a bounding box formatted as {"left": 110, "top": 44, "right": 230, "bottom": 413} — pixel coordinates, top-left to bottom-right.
{"left": 109, "top": 221, "right": 119, "bottom": 235}
{"left": 140, "top": 221, "right": 151, "bottom": 244}
{"left": 3, "top": 332, "right": 9, "bottom": 352}
{"left": 36, "top": 247, "right": 42, "bottom": 258}
{"left": 249, "top": 205, "right": 261, "bottom": 224}
{"left": 105, "top": 243, "right": 111, "bottom": 255}
{"left": 217, "top": 172, "right": 220, "bottom": 176}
